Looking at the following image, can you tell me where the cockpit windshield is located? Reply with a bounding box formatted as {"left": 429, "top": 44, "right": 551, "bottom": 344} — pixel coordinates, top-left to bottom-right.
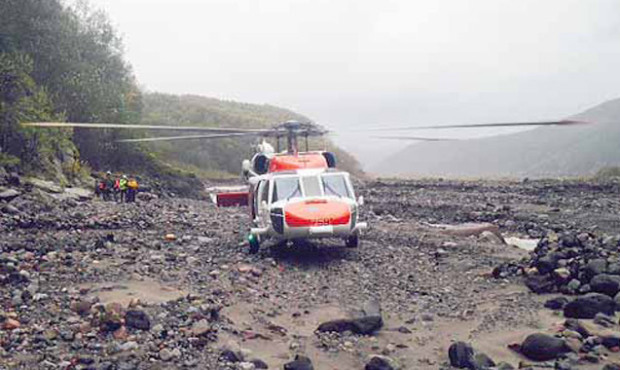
{"left": 321, "top": 174, "right": 351, "bottom": 198}
{"left": 301, "top": 176, "right": 322, "bottom": 197}
{"left": 271, "top": 173, "right": 352, "bottom": 203}
{"left": 272, "top": 177, "right": 302, "bottom": 202}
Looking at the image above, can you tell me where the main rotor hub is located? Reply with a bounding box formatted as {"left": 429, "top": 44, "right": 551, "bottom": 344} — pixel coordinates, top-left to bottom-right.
{"left": 270, "top": 120, "right": 327, "bottom": 153}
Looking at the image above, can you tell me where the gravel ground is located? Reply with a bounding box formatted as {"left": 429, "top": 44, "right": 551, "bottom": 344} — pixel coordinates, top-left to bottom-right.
{"left": 2, "top": 177, "right": 620, "bottom": 369}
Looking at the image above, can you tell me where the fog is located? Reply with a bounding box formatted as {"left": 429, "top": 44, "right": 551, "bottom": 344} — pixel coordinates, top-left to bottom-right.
{"left": 94, "top": 0, "right": 620, "bottom": 167}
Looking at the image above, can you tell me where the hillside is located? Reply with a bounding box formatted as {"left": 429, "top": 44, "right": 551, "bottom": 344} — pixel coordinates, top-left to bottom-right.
{"left": 0, "top": 1, "right": 361, "bottom": 197}
{"left": 372, "top": 98, "right": 620, "bottom": 178}
{"left": 140, "top": 93, "right": 363, "bottom": 177}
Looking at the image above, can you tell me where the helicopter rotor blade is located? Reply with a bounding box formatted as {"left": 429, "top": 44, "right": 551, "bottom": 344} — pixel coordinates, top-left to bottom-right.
{"left": 22, "top": 122, "right": 273, "bottom": 134}
{"left": 116, "top": 132, "right": 258, "bottom": 143}
{"left": 372, "top": 136, "right": 459, "bottom": 141}
{"left": 347, "top": 119, "right": 590, "bottom": 132}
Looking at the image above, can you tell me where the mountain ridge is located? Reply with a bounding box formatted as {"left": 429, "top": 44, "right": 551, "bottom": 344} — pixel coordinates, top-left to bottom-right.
{"left": 372, "top": 98, "right": 620, "bottom": 178}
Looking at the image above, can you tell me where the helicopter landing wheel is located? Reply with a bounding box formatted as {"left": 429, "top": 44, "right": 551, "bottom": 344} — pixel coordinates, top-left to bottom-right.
{"left": 248, "top": 234, "right": 260, "bottom": 254}
{"left": 345, "top": 234, "right": 359, "bottom": 248}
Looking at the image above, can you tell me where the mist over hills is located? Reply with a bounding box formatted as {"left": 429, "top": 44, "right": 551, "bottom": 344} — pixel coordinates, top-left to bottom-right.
{"left": 371, "top": 98, "right": 620, "bottom": 178}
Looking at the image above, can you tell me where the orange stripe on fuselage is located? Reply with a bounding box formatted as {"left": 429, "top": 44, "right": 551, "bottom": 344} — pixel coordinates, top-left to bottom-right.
{"left": 285, "top": 200, "right": 350, "bottom": 227}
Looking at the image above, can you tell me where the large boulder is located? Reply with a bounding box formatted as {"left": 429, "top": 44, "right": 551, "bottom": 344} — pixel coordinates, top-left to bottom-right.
{"left": 534, "top": 255, "right": 559, "bottom": 275}
{"left": 317, "top": 300, "right": 383, "bottom": 335}
{"left": 544, "top": 297, "right": 569, "bottom": 310}
{"left": 26, "top": 178, "right": 63, "bottom": 193}
{"left": 614, "top": 291, "right": 620, "bottom": 310}
{"left": 64, "top": 187, "right": 93, "bottom": 201}
{"left": 520, "top": 333, "right": 570, "bottom": 361}
{"left": 471, "top": 353, "right": 495, "bottom": 369}
{"left": 525, "top": 275, "right": 556, "bottom": 294}
{"left": 125, "top": 310, "right": 151, "bottom": 331}
{"left": 590, "top": 274, "right": 620, "bottom": 297}
{"left": 584, "top": 259, "right": 608, "bottom": 281}
{"left": 283, "top": 355, "right": 313, "bottom": 370}
{"left": 563, "top": 293, "right": 615, "bottom": 319}
{"left": 448, "top": 342, "right": 474, "bottom": 369}
{"left": 365, "top": 355, "right": 395, "bottom": 370}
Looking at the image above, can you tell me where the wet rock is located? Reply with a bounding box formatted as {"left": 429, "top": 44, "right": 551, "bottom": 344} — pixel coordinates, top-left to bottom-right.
{"left": 564, "top": 293, "right": 615, "bottom": 319}
{"left": 238, "top": 362, "right": 255, "bottom": 370}
{"left": 1, "top": 204, "right": 20, "bottom": 215}
{"left": 0, "top": 189, "right": 20, "bottom": 201}
{"left": 544, "top": 297, "right": 569, "bottom": 310}
{"left": 471, "top": 352, "right": 495, "bottom": 369}
{"left": 220, "top": 349, "right": 241, "bottom": 363}
{"left": 593, "top": 312, "right": 616, "bottom": 328}
{"left": 553, "top": 267, "right": 571, "bottom": 281}
{"left": 603, "top": 236, "right": 620, "bottom": 250}
{"left": 585, "top": 259, "right": 608, "bottom": 280}
{"left": 159, "top": 347, "right": 181, "bottom": 362}
{"left": 614, "top": 291, "right": 620, "bottom": 309}
{"left": 283, "top": 355, "right": 313, "bottom": 370}
{"left": 190, "top": 319, "right": 211, "bottom": 337}
{"left": 566, "top": 279, "right": 581, "bottom": 292}
{"left": 365, "top": 355, "right": 395, "bottom": 370}
{"left": 520, "top": 333, "right": 570, "bottom": 361}
{"left": 1, "top": 318, "right": 20, "bottom": 331}
{"left": 479, "top": 231, "right": 504, "bottom": 245}
{"left": 448, "top": 342, "right": 474, "bottom": 368}
{"left": 578, "top": 284, "right": 592, "bottom": 294}
{"left": 7, "top": 172, "right": 20, "bottom": 186}
{"left": 125, "top": 310, "right": 151, "bottom": 330}
{"left": 609, "top": 263, "right": 620, "bottom": 275}
{"left": 534, "top": 256, "right": 558, "bottom": 275}
{"left": 64, "top": 187, "right": 92, "bottom": 201}
{"left": 250, "top": 359, "right": 268, "bottom": 369}
{"left": 601, "top": 335, "right": 620, "bottom": 349}
{"left": 495, "top": 362, "right": 515, "bottom": 370}
{"left": 525, "top": 275, "right": 556, "bottom": 294}
{"left": 560, "top": 233, "right": 581, "bottom": 248}
{"left": 27, "top": 178, "right": 63, "bottom": 193}
{"left": 590, "top": 274, "right": 620, "bottom": 296}
{"left": 137, "top": 192, "right": 157, "bottom": 202}
{"left": 71, "top": 300, "right": 93, "bottom": 316}
{"left": 317, "top": 299, "right": 383, "bottom": 335}
{"left": 492, "top": 262, "right": 522, "bottom": 279}
{"left": 99, "top": 303, "right": 125, "bottom": 332}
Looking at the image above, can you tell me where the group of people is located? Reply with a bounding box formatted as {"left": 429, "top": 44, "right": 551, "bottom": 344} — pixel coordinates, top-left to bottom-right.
{"left": 95, "top": 171, "right": 139, "bottom": 203}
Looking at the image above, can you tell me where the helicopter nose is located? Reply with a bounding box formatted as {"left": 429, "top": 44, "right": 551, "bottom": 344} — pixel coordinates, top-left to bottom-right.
{"left": 284, "top": 200, "right": 351, "bottom": 227}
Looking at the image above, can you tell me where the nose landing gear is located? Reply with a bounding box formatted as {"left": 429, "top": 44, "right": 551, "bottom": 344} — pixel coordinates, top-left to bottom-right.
{"left": 248, "top": 234, "right": 260, "bottom": 254}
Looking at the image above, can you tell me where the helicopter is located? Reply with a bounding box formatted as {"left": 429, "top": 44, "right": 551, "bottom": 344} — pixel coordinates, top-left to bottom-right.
{"left": 23, "top": 118, "right": 589, "bottom": 253}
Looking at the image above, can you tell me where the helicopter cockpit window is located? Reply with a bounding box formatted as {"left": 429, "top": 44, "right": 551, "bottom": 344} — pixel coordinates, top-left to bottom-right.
{"left": 321, "top": 174, "right": 351, "bottom": 198}
{"left": 272, "top": 177, "right": 302, "bottom": 202}
{"left": 301, "top": 176, "right": 322, "bottom": 197}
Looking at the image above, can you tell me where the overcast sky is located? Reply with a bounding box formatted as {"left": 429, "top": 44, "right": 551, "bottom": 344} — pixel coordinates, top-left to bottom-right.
{"left": 93, "top": 0, "right": 620, "bottom": 166}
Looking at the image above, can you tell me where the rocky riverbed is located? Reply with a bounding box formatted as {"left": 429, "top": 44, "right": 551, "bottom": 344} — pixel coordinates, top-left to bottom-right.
{"left": 2, "top": 175, "right": 620, "bottom": 369}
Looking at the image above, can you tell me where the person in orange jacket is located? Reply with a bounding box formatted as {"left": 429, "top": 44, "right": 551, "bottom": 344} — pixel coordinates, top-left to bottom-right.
{"left": 127, "top": 176, "right": 139, "bottom": 203}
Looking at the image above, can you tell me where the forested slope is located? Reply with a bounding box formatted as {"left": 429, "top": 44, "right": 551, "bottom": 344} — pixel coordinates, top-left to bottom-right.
{"left": 0, "top": 0, "right": 146, "bottom": 185}
{"left": 0, "top": 0, "right": 361, "bottom": 197}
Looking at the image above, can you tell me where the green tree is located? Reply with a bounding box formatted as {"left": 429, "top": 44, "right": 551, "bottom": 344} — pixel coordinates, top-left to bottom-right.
{"left": 0, "top": 52, "right": 75, "bottom": 178}
{"left": 0, "top": 0, "right": 143, "bottom": 171}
